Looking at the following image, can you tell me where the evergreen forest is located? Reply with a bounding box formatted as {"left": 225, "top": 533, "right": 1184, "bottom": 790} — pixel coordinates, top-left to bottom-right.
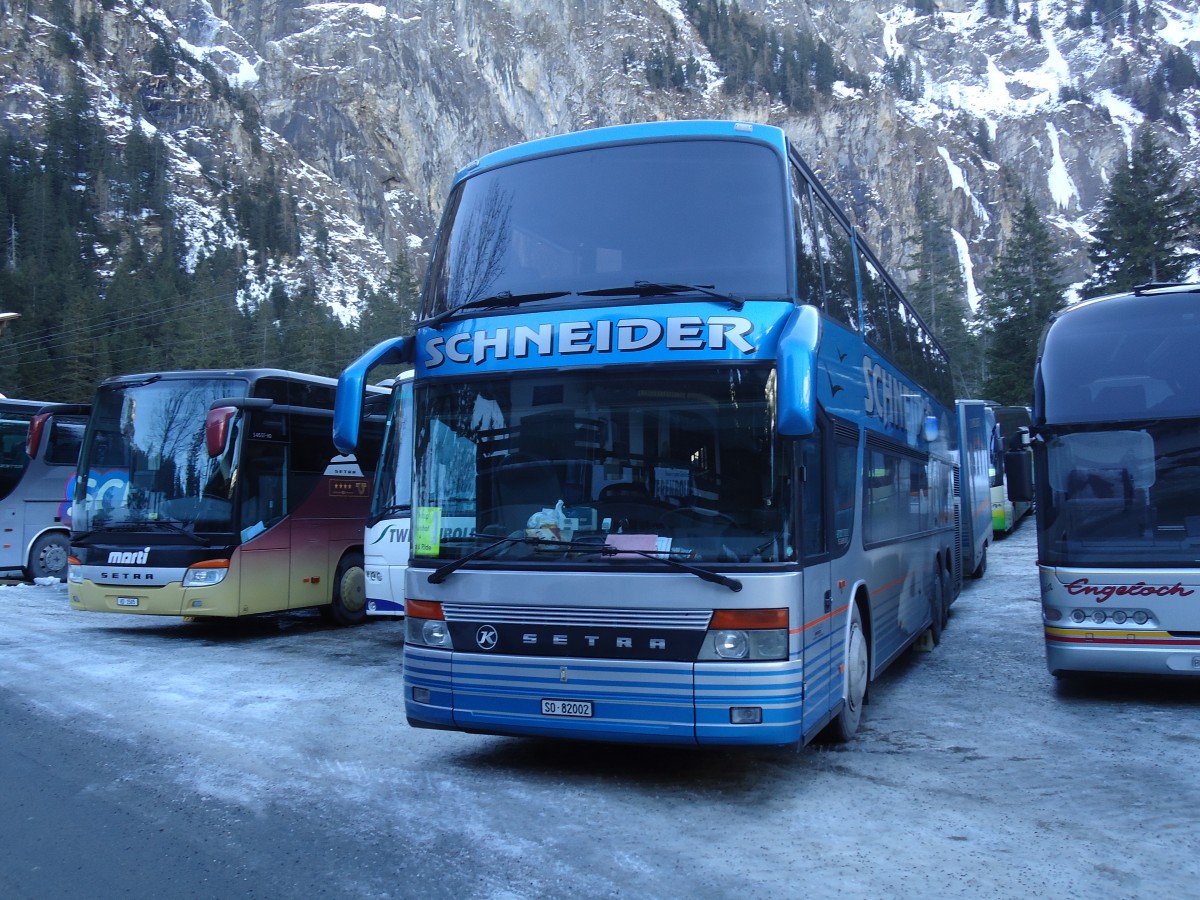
{"left": 0, "top": 76, "right": 418, "bottom": 405}
{"left": 1, "top": 62, "right": 1195, "bottom": 409}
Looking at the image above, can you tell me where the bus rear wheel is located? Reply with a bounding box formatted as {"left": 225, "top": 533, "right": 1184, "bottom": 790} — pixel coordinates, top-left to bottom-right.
{"left": 939, "top": 567, "right": 951, "bottom": 630}
{"left": 928, "top": 570, "right": 944, "bottom": 647}
{"left": 27, "top": 532, "right": 69, "bottom": 582}
{"left": 326, "top": 552, "right": 368, "bottom": 626}
{"left": 828, "top": 603, "right": 868, "bottom": 743}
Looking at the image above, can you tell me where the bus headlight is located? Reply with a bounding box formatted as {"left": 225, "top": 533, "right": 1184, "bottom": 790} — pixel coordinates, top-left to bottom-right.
{"left": 713, "top": 630, "right": 749, "bottom": 659}
{"left": 183, "top": 561, "right": 229, "bottom": 587}
{"left": 421, "top": 619, "right": 451, "bottom": 646}
{"left": 67, "top": 557, "right": 83, "bottom": 584}
{"left": 405, "top": 599, "right": 453, "bottom": 649}
{"left": 697, "top": 609, "right": 788, "bottom": 661}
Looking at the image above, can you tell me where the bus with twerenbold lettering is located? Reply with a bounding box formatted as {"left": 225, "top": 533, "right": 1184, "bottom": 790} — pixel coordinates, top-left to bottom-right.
{"left": 364, "top": 371, "right": 413, "bottom": 617}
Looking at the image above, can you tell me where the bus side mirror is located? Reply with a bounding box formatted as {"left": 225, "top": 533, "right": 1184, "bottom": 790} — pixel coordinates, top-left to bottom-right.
{"left": 26, "top": 413, "right": 50, "bottom": 459}
{"left": 206, "top": 407, "right": 237, "bottom": 457}
{"left": 1005, "top": 449, "right": 1035, "bottom": 503}
{"left": 777, "top": 305, "right": 820, "bottom": 437}
{"left": 335, "top": 336, "right": 413, "bottom": 454}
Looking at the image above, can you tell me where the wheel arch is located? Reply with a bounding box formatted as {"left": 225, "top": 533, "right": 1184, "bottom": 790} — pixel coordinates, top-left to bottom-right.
{"left": 851, "top": 582, "right": 874, "bottom": 682}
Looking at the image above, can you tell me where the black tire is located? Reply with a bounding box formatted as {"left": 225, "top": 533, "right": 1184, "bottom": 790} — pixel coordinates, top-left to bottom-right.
{"left": 26, "top": 532, "right": 69, "bottom": 582}
{"left": 327, "top": 551, "right": 368, "bottom": 626}
{"left": 828, "top": 603, "right": 868, "bottom": 743}
{"left": 928, "top": 571, "right": 943, "bottom": 647}
{"left": 971, "top": 544, "right": 988, "bottom": 579}
{"left": 939, "top": 567, "right": 952, "bottom": 630}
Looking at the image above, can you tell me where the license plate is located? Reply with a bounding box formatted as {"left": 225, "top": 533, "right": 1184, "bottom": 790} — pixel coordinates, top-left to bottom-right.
{"left": 541, "top": 698, "right": 593, "bottom": 718}
{"left": 116, "top": 597, "right": 139, "bottom": 607}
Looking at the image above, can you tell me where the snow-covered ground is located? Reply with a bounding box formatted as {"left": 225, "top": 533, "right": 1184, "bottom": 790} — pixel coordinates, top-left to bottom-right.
{"left": 2, "top": 523, "right": 1198, "bottom": 898}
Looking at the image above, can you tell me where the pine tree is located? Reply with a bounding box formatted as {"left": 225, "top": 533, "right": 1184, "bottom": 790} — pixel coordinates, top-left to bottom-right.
{"left": 904, "top": 182, "right": 979, "bottom": 397}
{"left": 979, "top": 195, "right": 1066, "bottom": 405}
{"left": 1027, "top": 1, "right": 1043, "bottom": 39}
{"left": 359, "top": 254, "right": 420, "bottom": 344}
{"left": 1084, "top": 129, "right": 1200, "bottom": 296}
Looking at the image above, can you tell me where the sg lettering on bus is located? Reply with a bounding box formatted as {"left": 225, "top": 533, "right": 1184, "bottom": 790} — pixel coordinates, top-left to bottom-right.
{"left": 422, "top": 316, "right": 756, "bottom": 369}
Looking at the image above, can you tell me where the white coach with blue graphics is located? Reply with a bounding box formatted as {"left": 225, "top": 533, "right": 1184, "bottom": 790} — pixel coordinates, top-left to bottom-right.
{"left": 336, "top": 121, "right": 965, "bottom": 747}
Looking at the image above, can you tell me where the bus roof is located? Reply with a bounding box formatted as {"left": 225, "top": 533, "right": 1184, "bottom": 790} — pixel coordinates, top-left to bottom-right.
{"left": 454, "top": 120, "right": 788, "bottom": 185}
{"left": 97, "top": 368, "right": 341, "bottom": 389}
{"left": 0, "top": 398, "right": 52, "bottom": 415}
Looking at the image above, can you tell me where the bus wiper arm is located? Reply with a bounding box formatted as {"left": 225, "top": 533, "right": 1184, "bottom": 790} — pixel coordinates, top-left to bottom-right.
{"left": 72, "top": 520, "right": 211, "bottom": 547}
{"left": 427, "top": 535, "right": 525, "bottom": 584}
{"left": 420, "top": 290, "right": 572, "bottom": 330}
{"left": 372, "top": 504, "right": 410, "bottom": 518}
{"left": 601, "top": 545, "right": 743, "bottom": 592}
{"left": 144, "top": 520, "right": 212, "bottom": 546}
{"left": 427, "top": 535, "right": 609, "bottom": 583}
{"left": 428, "top": 535, "right": 742, "bottom": 590}
{"left": 578, "top": 281, "right": 744, "bottom": 310}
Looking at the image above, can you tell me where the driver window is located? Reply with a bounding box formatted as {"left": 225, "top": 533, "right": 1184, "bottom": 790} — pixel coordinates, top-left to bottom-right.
{"left": 801, "top": 429, "right": 826, "bottom": 558}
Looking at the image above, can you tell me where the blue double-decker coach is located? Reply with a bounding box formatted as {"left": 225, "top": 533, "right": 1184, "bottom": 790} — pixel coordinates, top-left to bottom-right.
{"left": 336, "top": 120, "right": 961, "bottom": 747}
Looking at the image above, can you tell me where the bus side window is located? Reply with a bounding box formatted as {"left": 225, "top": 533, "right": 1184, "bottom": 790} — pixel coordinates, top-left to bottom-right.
{"left": 45, "top": 419, "right": 86, "bottom": 466}
{"left": 833, "top": 436, "right": 857, "bottom": 550}
{"left": 812, "top": 198, "right": 858, "bottom": 330}
{"left": 790, "top": 167, "right": 823, "bottom": 309}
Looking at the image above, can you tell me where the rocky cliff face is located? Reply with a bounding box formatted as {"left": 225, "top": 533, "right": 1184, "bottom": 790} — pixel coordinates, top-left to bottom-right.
{"left": 4, "top": 0, "right": 1199, "bottom": 319}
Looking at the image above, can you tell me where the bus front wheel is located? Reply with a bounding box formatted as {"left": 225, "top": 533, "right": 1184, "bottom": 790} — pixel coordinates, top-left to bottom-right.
{"left": 971, "top": 544, "right": 988, "bottom": 579}
{"left": 27, "top": 532, "right": 69, "bottom": 582}
{"left": 327, "top": 552, "right": 368, "bottom": 626}
{"left": 828, "top": 602, "right": 868, "bottom": 743}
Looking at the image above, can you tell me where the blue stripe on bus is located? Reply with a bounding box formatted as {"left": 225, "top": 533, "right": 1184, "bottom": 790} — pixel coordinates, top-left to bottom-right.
{"left": 405, "top": 648, "right": 821, "bottom": 745}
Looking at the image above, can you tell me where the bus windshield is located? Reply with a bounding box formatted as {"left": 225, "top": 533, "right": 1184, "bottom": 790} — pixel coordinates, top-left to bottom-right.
{"left": 423, "top": 139, "right": 790, "bottom": 318}
{"left": 1039, "top": 292, "right": 1200, "bottom": 424}
{"left": 0, "top": 410, "right": 34, "bottom": 502}
{"left": 1038, "top": 419, "right": 1200, "bottom": 567}
{"left": 413, "top": 366, "right": 792, "bottom": 565}
{"left": 370, "top": 379, "right": 413, "bottom": 521}
{"left": 74, "top": 378, "right": 248, "bottom": 533}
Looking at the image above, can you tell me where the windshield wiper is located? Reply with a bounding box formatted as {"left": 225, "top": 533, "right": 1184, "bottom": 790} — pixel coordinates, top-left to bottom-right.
{"left": 426, "top": 534, "right": 525, "bottom": 583}
{"left": 426, "top": 534, "right": 610, "bottom": 584}
{"left": 427, "top": 534, "right": 741, "bottom": 592}
{"left": 370, "top": 504, "right": 411, "bottom": 520}
{"left": 600, "top": 545, "right": 743, "bottom": 592}
{"left": 421, "top": 290, "right": 572, "bottom": 330}
{"left": 111, "top": 520, "right": 211, "bottom": 546}
{"left": 69, "top": 520, "right": 211, "bottom": 547}
{"left": 146, "top": 520, "right": 211, "bottom": 546}
{"left": 578, "top": 281, "right": 744, "bottom": 310}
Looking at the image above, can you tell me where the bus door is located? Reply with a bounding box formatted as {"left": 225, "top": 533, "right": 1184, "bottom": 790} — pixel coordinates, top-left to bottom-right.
{"left": 237, "top": 439, "right": 293, "bottom": 614}
{"left": 798, "top": 427, "right": 834, "bottom": 731}
{"left": 0, "top": 409, "right": 32, "bottom": 571}
{"left": 26, "top": 409, "right": 87, "bottom": 526}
